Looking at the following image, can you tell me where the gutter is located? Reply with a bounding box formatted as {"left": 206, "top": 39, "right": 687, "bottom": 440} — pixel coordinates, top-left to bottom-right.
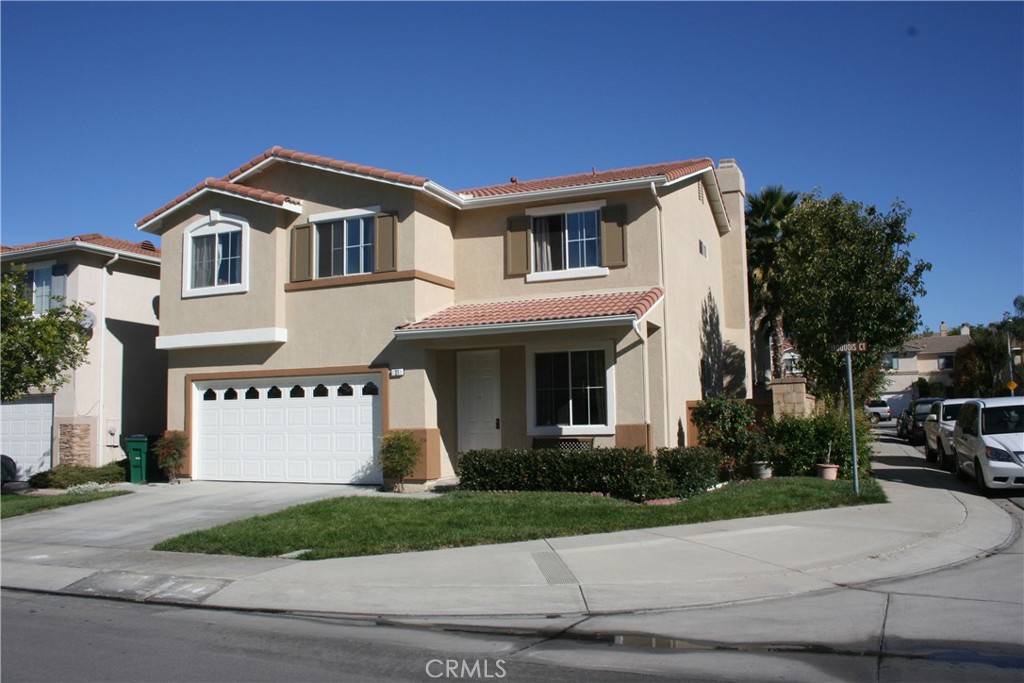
{"left": 1, "top": 242, "right": 160, "bottom": 266}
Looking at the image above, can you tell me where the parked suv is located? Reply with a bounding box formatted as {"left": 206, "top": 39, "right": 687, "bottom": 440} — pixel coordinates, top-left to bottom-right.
{"left": 896, "top": 397, "right": 943, "bottom": 445}
{"left": 923, "top": 398, "right": 970, "bottom": 469}
{"left": 863, "top": 399, "right": 891, "bottom": 424}
{"left": 952, "top": 396, "right": 1024, "bottom": 494}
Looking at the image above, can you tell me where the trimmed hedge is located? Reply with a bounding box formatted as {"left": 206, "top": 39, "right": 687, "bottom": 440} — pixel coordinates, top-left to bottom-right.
{"left": 655, "top": 446, "right": 723, "bottom": 498}
{"left": 458, "top": 448, "right": 676, "bottom": 503}
{"left": 28, "top": 460, "right": 127, "bottom": 489}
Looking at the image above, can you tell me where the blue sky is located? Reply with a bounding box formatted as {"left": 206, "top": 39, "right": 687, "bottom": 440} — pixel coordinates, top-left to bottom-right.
{"left": 2, "top": 2, "right": 1021, "bottom": 331}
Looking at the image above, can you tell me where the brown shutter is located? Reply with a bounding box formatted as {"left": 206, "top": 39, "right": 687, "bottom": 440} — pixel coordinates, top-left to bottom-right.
{"left": 374, "top": 213, "right": 397, "bottom": 273}
{"left": 601, "top": 204, "right": 628, "bottom": 268}
{"left": 290, "top": 224, "right": 312, "bottom": 282}
{"left": 506, "top": 215, "right": 532, "bottom": 276}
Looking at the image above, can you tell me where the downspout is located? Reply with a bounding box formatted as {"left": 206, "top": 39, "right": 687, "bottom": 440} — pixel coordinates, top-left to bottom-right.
{"left": 650, "top": 182, "right": 674, "bottom": 446}
{"left": 632, "top": 318, "right": 650, "bottom": 451}
{"left": 98, "top": 253, "right": 119, "bottom": 462}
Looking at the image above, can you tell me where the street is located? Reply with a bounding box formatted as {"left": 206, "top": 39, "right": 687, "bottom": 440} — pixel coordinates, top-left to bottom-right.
{"left": 3, "top": 424, "right": 1021, "bottom": 683}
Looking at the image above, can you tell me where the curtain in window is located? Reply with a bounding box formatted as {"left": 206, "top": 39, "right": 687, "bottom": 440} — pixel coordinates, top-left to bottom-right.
{"left": 533, "top": 216, "right": 565, "bottom": 272}
{"left": 192, "top": 234, "right": 215, "bottom": 288}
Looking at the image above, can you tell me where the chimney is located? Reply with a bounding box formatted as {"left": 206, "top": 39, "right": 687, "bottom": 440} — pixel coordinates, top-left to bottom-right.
{"left": 939, "top": 321, "right": 948, "bottom": 336}
{"left": 960, "top": 324, "right": 970, "bottom": 336}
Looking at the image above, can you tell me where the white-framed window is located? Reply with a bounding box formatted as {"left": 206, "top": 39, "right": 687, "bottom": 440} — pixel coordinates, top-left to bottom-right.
{"left": 527, "top": 200, "right": 607, "bottom": 278}
{"left": 526, "top": 341, "right": 615, "bottom": 436}
{"left": 20, "top": 260, "right": 67, "bottom": 314}
{"left": 308, "top": 206, "right": 381, "bottom": 279}
{"left": 316, "top": 216, "right": 375, "bottom": 277}
{"left": 699, "top": 239, "right": 708, "bottom": 259}
{"left": 182, "top": 211, "right": 249, "bottom": 298}
{"left": 938, "top": 354, "right": 955, "bottom": 371}
{"left": 882, "top": 354, "right": 899, "bottom": 371}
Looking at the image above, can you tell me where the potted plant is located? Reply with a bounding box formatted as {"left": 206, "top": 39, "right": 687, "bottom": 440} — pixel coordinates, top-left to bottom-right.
{"left": 816, "top": 442, "right": 839, "bottom": 480}
{"left": 746, "top": 425, "right": 773, "bottom": 480}
{"left": 380, "top": 430, "right": 421, "bottom": 492}
{"left": 152, "top": 430, "right": 188, "bottom": 484}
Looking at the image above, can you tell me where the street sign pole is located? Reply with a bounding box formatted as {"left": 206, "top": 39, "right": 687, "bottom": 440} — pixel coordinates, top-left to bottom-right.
{"left": 845, "top": 349, "right": 860, "bottom": 496}
{"left": 832, "top": 342, "right": 866, "bottom": 496}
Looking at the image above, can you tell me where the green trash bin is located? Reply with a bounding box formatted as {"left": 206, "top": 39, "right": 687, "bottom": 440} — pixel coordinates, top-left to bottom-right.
{"left": 125, "top": 435, "right": 149, "bottom": 484}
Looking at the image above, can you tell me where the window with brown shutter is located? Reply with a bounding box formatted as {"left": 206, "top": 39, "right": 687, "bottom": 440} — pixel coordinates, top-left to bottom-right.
{"left": 600, "top": 205, "right": 628, "bottom": 268}
{"left": 506, "top": 214, "right": 531, "bottom": 276}
{"left": 290, "top": 224, "right": 312, "bottom": 282}
{"left": 374, "top": 213, "right": 397, "bottom": 273}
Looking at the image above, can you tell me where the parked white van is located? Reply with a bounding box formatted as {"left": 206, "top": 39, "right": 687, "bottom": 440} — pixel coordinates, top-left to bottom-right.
{"left": 952, "top": 396, "right": 1024, "bottom": 494}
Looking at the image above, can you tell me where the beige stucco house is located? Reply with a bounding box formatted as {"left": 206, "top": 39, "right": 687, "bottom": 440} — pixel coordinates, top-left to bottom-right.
{"left": 137, "top": 147, "right": 751, "bottom": 485}
{"left": 1, "top": 234, "right": 166, "bottom": 477}
{"left": 880, "top": 323, "right": 972, "bottom": 415}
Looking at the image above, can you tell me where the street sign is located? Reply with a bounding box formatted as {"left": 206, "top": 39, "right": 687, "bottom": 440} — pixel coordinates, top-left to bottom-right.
{"left": 1008, "top": 380, "right": 1019, "bottom": 392}
{"left": 831, "top": 342, "right": 867, "bottom": 353}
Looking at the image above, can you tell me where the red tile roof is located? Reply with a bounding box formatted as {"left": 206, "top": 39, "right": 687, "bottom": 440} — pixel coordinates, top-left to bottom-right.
{"left": 136, "top": 177, "right": 297, "bottom": 228}
{"left": 397, "top": 287, "right": 664, "bottom": 332}
{"left": 226, "top": 146, "right": 429, "bottom": 188}
{"left": 1, "top": 233, "right": 160, "bottom": 258}
{"left": 458, "top": 159, "right": 714, "bottom": 198}
{"left": 138, "top": 148, "right": 719, "bottom": 230}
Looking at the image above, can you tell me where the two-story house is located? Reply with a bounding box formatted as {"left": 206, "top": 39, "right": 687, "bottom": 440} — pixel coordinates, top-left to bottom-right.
{"left": 136, "top": 147, "right": 751, "bottom": 486}
{"left": 0, "top": 234, "right": 167, "bottom": 478}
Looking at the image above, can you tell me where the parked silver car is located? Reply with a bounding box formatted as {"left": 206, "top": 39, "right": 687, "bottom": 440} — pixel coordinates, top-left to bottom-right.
{"left": 952, "top": 396, "right": 1024, "bottom": 494}
{"left": 863, "top": 399, "right": 891, "bottom": 424}
{"left": 923, "top": 398, "right": 970, "bottom": 469}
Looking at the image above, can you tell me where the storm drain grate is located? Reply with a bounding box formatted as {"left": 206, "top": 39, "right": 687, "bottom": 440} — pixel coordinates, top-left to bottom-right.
{"left": 532, "top": 551, "right": 579, "bottom": 585}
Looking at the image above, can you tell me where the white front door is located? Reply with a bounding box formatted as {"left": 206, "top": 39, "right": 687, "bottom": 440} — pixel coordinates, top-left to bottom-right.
{"left": 458, "top": 350, "right": 502, "bottom": 451}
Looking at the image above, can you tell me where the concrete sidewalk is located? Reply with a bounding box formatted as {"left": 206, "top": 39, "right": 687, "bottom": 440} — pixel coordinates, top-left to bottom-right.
{"left": 1, "top": 436, "right": 1018, "bottom": 620}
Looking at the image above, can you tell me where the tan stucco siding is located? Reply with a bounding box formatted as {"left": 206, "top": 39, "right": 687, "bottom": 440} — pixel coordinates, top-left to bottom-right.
{"left": 157, "top": 195, "right": 285, "bottom": 337}
{"left": 413, "top": 196, "right": 456, "bottom": 280}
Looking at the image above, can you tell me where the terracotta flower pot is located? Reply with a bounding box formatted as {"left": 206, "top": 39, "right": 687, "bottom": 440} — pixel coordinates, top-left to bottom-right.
{"left": 816, "top": 463, "right": 839, "bottom": 480}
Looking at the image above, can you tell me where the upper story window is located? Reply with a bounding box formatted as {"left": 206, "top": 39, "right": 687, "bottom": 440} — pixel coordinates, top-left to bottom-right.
{"left": 182, "top": 211, "right": 249, "bottom": 298}
{"left": 290, "top": 207, "right": 397, "bottom": 284}
{"left": 317, "top": 216, "right": 375, "bottom": 277}
{"left": 21, "top": 262, "right": 68, "bottom": 314}
{"left": 937, "top": 354, "right": 955, "bottom": 371}
{"left": 533, "top": 209, "right": 601, "bottom": 272}
{"left": 882, "top": 354, "right": 899, "bottom": 371}
{"left": 506, "top": 201, "right": 628, "bottom": 282}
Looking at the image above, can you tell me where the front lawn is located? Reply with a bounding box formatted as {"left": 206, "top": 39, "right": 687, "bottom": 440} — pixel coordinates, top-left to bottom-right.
{"left": 154, "top": 477, "right": 886, "bottom": 560}
{"left": 1, "top": 490, "right": 131, "bottom": 518}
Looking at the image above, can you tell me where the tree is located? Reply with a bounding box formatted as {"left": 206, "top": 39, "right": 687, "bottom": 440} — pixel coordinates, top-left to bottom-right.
{"left": 1, "top": 267, "right": 91, "bottom": 402}
{"left": 952, "top": 298, "right": 1024, "bottom": 396}
{"left": 746, "top": 185, "right": 800, "bottom": 381}
{"left": 776, "top": 193, "right": 931, "bottom": 402}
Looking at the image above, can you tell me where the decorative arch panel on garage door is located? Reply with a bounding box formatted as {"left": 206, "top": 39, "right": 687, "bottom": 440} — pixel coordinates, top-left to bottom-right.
{"left": 193, "top": 374, "right": 382, "bottom": 484}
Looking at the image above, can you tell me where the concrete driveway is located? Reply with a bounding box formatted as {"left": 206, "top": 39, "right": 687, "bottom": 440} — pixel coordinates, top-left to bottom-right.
{"left": 1, "top": 481, "right": 390, "bottom": 549}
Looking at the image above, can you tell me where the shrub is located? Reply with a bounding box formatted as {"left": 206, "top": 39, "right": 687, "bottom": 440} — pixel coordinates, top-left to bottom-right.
{"left": 691, "top": 397, "right": 756, "bottom": 461}
{"left": 763, "top": 409, "right": 874, "bottom": 479}
{"left": 380, "top": 430, "right": 421, "bottom": 491}
{"left": 655, "top": 447, "right": 722, "bottom": 498}
{"left": 28, "top": 460, "right": 126, "bottom": 489}
{"left": 457, "top": 448, "right": 676, "bottom": 502}
{"left": 152, "top": 430, "right": 189, "bottom": 482}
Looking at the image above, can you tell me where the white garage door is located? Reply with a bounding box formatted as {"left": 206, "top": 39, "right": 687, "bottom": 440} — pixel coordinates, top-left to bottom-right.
{"left": 194, "top": 374, "right": 382, "bottom": 484}
{"left": 1, "top": 395, "right": 55, "bottom": 479}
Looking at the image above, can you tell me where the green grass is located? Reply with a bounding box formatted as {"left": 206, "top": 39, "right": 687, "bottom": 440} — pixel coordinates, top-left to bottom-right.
{"left": 1, "top": 490, "right": 131, "bottom": 518}
{"left": 154, "top": 477, "right": 887, "bottom": 560}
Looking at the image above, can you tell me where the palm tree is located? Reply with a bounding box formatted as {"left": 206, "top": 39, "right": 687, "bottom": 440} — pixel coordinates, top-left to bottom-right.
{"left": 746, "top": 186, "right": 799, "bottom": 381}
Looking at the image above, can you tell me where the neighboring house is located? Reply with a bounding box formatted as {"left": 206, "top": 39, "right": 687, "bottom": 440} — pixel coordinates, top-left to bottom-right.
{"left": 136, "top": 147, "right": 751, "bottom": 485}
{"left": 880, "top": 322, "right": 971, "bottom": 416}
{"left": 0, "top": 234, "right": 167, "bottom": 478}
